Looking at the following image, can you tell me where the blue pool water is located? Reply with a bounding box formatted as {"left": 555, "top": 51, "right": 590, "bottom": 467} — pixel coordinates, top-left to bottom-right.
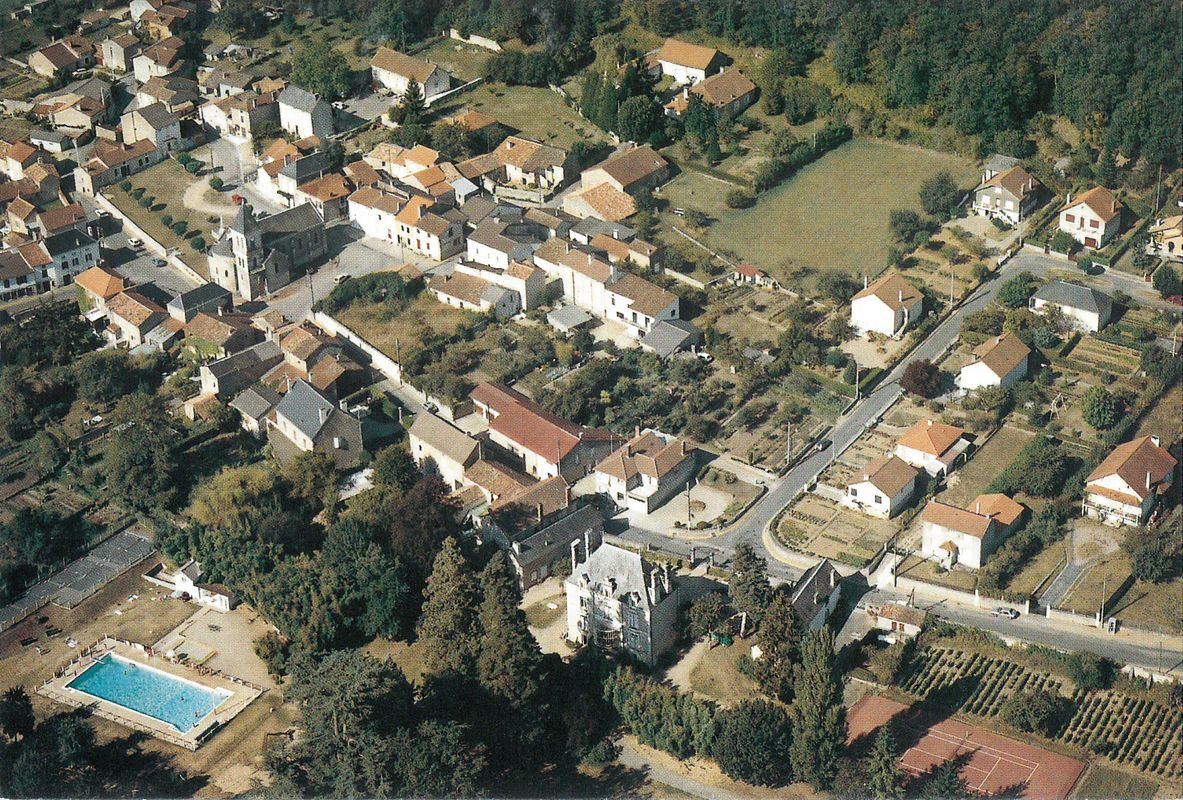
{"left": 67, "top": 653, "right": 230, "bottom": 733}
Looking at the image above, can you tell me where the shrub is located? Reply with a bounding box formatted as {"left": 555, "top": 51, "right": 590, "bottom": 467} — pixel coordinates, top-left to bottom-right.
{"left": 185, "top": 161, "right": 201, "bottom": 174}
{"left": 581, "top": 738, "right": 620, "bottom": 766}
{"left": 161, "top": 214, "right": 173, "bottom": 227}
{"left": 119, "top": 180, "right": 132, "bottom": 192}
{"left": 726, "top": 189, "right": 756, "bottom": 209}
{"left": 1065, "top": 651, "right": 1115, "bottom": 691}
{"left": 901, "top": 360, "right": 942, "bottom": 398}
{"left": 712, "top": 701, "right": 794, "bottom": 786}
{"left": 1082, "top": 386, "right": 1119, "bottom": 430}
{"left": 138, "top": 196, "right": 152, "bottom": 208}
{"left": 131, "top": 187, "right": 145, "bottom": 199}
{"left": 1002, "top": 689, "right": 1067, "bottom": 737}
{"left": 176, "top": 152, "right": 191, "bottom": 165}
{"left": 1123, "top": 523, "right": 1182, "bottom": 583}
{"left": 171, "top": 221, "right": 188, "bottom": 236}
{"left": 209, "top": 176, "right": 224, "bottom": 191}
{"left": 189, "top": 236, "right": 205, "bottom": 251}
{"left": 1050, "top": 230, "right": 1079, "bottom": 254}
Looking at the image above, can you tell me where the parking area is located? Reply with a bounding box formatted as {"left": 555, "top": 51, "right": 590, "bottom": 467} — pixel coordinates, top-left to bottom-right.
{"left": 100, "top": 227, "right": 201, "bottom": 297}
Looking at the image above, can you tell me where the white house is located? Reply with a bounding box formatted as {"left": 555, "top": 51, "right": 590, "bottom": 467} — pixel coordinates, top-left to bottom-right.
{"left": 278, "top": 85, "right": 333, "bottom": 140}
{"left": 408, "top": 411, "right": 480, "bottom": 490}
{"left": 595, "top": 429, "right": 696, "bottom": 514}
{"left": 532, "top": 238, "right": 616, "bottom": 314}
{"left": 843, "top": 455, "right": 919, "bottom": 519}
{"left": 347, "top": 186, "right": 407, "bottom": 243}
{"left": 921, "top": 493, "right": 1024, "bottom": 570}
{"left": 894, "top": 419, "right": 971, "bottom": 477}
{"left": 1059, "top": 186, "right": 1124, "bottom": 249}
{"left": 649, "top": 38, "right": 725, "bottom": 85}
{"left": 466, "top": 218, "right": 538, "bottom": 270}
{"left": 1146, "top": 215, "right": 1183, "bottom": 264}
{"left": 1029, "top": 281, "right": 1112, "bottom": 332}
{"left": 604, "top": 273, "right": 679, "bottom": 337}
{"left": 1082, "top": 436, "right": 1177, "bottom": 527}
{"left": 564, "top": 542, "right": 685, "bottom": 668}
{"left": 850, "top": 273, "right": 924, "bottom": 338}
{"left": 394, "top": 196, "right": 466, "bottom": 261}
{"left": 731, "top": 263, "right": 778, "bottom": 289}
{"left": 972, "top": 165, "right": 1043, "bottom": 226}
{"left": 147, "top": 560, "right": 238, "bottom": 612}
{"left": 874, "top": 602, "right": 927, "bottom": 639}
{"left": 370, "top": 46, "right": 450, "bottom": 101}
{"left": 957, "top": 332, "right": 1030, "bottom": 392}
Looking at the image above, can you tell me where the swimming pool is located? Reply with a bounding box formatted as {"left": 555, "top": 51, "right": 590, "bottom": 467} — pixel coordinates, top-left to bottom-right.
{"left": 67, "top": 653, "right": 231, "bottom": 733}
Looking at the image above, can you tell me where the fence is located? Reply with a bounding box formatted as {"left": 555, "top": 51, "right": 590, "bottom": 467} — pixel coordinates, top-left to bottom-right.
{"left": 448, "top": 29, "right": 502, "bottom": 51}
{"left": 309, "top": 310, "right": 402, "bottom": 383}
{"left": 425, "top": 76, "right": 484, "bottom": 109}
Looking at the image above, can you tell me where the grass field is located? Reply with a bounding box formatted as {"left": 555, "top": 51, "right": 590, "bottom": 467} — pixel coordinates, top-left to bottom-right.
{"left": 1137, "top": 385, "right": 1183, "bottom": 441}
{"left": 1058, "top": 550, "right": 1132, "bottom": 617}
{"left": 112, "top": 159, "right": 215, "bottom": 274}
{"left": 1004, "top": 540, "right": 1067, "bottom": 598}
{"left": 416, "top": 39, "right": 494, "bottom": 82}
{"left": 688, "top": 643, "right": 755, "bottom": 708}
{"left": 1110, "top": 577, "right": 1183, "bottom": 634}
{"left": 335, "top": 293, "right": 476, "bottom": 364}
{"left": 434, "top": 84, "right": 605, "bottom": 149}
{"left": 938, "top": 424, "right": 1034, "bottom": 507}
{"left": 681, "top": 139, "right": 976, "bottom": 287}
{"left": 1072, "top": 764, "right": 1158, "bottom": 800}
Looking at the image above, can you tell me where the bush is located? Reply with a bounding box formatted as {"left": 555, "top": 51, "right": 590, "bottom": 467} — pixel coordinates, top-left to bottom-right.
{"left": 185, "top": 161, "right": 201, "bottom": 174}
{"left": 1065, "top": 651, "right": 1115, "bottom": 691}
{"left": 131, "top": 187, "right": 145, "bottom": 199}
{"left": 1050, "top": 230, "right": 1079, "bottom": 255}
{"left": 1081, "top": 386, "right": 1119, "bottom": 430}
{"left": 189, "top": 236, "right": 206, "bottom": 251}
{"left": 138, "top": 196, "right": 152, "bottom": 208}
{"left": 1123, "top": 522, "right": 1182, "bottom": 583}
{"left": 119, "top": 180, "right": 132, "bottom": 192}
{"left": 581, "top": 738, "right": 620, "bottom": 766}
{"left": 176, "top": 152, "right": 191, "bottom": 165}
{"left": 712, "top": 701, "right": 794, "bottom": 786}
{"left": 171, "top": 221, "right": 188, "bottom": 236}
{"left": 161, "top": 214, "right": 173, "bottom": 227}
{"left": 726, "top": 189, "right": 756, "bottom": 209}
{"left": 1002, "top": 689, "right": 1067, "bottom": 737}
{"left": 209, "top": 176, "right": 224, "bottom": 191}
{"left": 901, "top": 360, "right": 943, "bottom": 398}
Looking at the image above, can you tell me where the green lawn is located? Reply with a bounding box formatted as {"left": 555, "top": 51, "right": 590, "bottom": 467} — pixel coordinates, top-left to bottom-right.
{"left": 680, "top": 139, "right": 976, "bottom": 287}
{"left": 938, "top": 425, "right": 1034, "bottom": 507}
{"left": 111, "top": 158, "right": 214, "bottom": 276}
{"left": 433, "top": 84, "right": 605, "bottom": 150}
{"left": 1072, "top": 764, "right": 1158, "bottom": 800}
{"left": 1110, "top": 577, "right": 1183, "bottom": 634}
{"left": 335, "top": 293, "right": 476, "bottom": 365}
{"left": 416, "top": 39, "right": 494, "bottom": 83}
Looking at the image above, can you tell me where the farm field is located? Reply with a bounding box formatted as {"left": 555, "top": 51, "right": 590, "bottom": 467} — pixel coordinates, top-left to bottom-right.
{"left": 435, "top": 84, "right": 603, "bottom": 149}
{"left": 778, "top": 493, "right": 900, "bottom": 567}
{"left": 897, "top": 647, "right": 1183, "bottom": 781}
{"left": 1060, "top": 335, "right": 1141, "bottom": 383}
{"left": 682, "top": 139, "right": 977, "bottom": 288}
{"left": 938, "top": 424, "right": 1034, "bottom": 507}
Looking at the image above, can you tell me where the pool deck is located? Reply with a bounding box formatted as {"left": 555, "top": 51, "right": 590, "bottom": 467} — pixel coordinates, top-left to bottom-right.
{"left": 36, "top": 635, "right": 263, "bottom": 750}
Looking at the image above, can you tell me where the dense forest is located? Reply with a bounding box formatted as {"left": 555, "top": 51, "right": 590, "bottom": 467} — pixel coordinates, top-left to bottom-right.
{"left": 290, "top": 0, "right": 1179, "bottom": 170}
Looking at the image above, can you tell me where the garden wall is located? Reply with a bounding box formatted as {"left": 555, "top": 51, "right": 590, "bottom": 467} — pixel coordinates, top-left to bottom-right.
{"left": 310, "top": 310, "right": 402, "bottom": 383}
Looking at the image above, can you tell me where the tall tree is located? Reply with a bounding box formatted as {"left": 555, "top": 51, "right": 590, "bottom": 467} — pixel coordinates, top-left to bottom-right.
{"left": 923, "top": 761, "right": 970, "bottom": 799}
{"left": 788, "top": 627, "right": 846, "bottom": 789}
{"left": 103, "top": 394, "right": 182, "bottom": 512}
{"left": 729, "top": 543, "right": 773, "bottom": 624}
{"left": 711, "top": 700, "right": 793, "bottom": 786}
{"left": 476, "top": 553, "right": 544, "bottom": 706}
{"left": 0, "top": 687, "right": 35, "bottom": 741}
{"left": 752, "top": 589, "right": 800, "bottom": 701}
{"left": 417, "top": 537, "right": 482, "bottom": 675}
{"left": 868, "top": 720, "right": 904, "bottom": 799}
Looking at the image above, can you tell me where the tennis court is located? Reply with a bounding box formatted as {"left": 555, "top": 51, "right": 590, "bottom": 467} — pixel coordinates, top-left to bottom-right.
{"left": 847, "top": 696, "right": 1085, "bottom": 800}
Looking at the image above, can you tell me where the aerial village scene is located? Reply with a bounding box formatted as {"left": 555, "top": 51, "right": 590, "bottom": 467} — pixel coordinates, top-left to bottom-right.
{"left": 0, "top": 0, "right": 1178, "bottom": 798}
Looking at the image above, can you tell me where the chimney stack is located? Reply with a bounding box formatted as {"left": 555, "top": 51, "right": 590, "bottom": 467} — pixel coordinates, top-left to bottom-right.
{"left": 536, "top": 502, "right": 543, "bottom": 523}
{"left": 1146, "top": 471, "right": 1152, "bottom": 491}
{"left": 898, "top": 289, "right": 903, "bottom": 303}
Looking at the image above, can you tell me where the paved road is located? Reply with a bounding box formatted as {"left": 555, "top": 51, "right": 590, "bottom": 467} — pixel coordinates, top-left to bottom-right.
{"left": 863, "top": 587, "right": 1183, "bottom": 675}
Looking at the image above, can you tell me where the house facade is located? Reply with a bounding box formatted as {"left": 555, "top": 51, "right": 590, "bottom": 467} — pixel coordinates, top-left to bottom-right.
{"left": 595, "top": 429, "right": 696, "bottom": 514}
{"left": 408, "top": 411, "right": 480, "bottom": 490}
{"left": 1059, "top": 186, "right": 1124, "bottom": 249}
{"left": 894, "top": 419, "right": 971, "bottom": 477}
{"left": 921, "top": 494, "right": 1024, "bottom": 570}
{"left": 850, "top": 273, "right": 924, "bottom": 338}
{"left": 1082, "top": 436, "right": 1177, "bottom": 527}
{"left": 843, "top": 455, "right": 919, "bottom": 519}
{"left": 565, "top": 542, "right": 684, "bottom": 667}
{"left": 278, "top": 86, "right": 333, "bottom": 140}
{"left": 972, "top": 165, "right": 1043, "bottom": 225}
{"left": 1029, "top": 281, "right": 1112, "bottom": 332}
{"left": 957, "top": 332, "right": 1030, "bottom": 392}
{"left": 370, "top": 46, "right": 450, "bottom": 101}
{"left": 650, "top": 38, "right": 724, "bottom": 85}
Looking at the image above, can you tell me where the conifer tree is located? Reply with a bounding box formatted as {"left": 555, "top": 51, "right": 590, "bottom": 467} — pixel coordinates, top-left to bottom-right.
{"left": 868, "top": 720, "right": 904, "bottom": 799}
{"left": 788, "top": 627, "right": 846, "bottom": 789}
{"left": 476, "top": 553, "right": 544, "bottom": 706}
{"left": 729, "top": 543, "right": 773, "bottom": 624}
{"left": 416, "top": 537, "right": 481, "bottom": 675}
{"left": 923, "top": 761, "right": 969, "bottom": 799}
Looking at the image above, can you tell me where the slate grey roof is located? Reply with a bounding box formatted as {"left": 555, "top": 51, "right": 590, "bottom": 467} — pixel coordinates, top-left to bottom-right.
{"left": 458, "top": 195, "right": 498, "bottom": 227}
{"left": 278, "top": 151, "right": 329, "bottom": 183}
{"left": 481, "top": 284, "right": 513, "bottom": 306}
{"left": 229, "top": 202, "right": 255, "bottom": 235}
{"left": 984, "top": 153, "right": 1020, "bottom": 175}
{"left": 134, "top": 101, "right": 181, "bottom": 130}
{"left": 571, "top": 217, "right": 635, "bottom": 241}
{"left": 206, "top": 339, "right": 282, "bottom": 380}
{"left": 63, "top": 76, "right": 113, "bottom": 103}
{"left": 547, "top": 304, "right": 593, "bottom": 331}
{"left": 168, "top": 282, "right": 230, "bottom": 313}
{"left": 259, "top": 202, "right": 323, "bottom": 238}
{"left": 279, "top": 85, "right": 325, "bottom": 114}
{"left": 275, "top": 379, "right": 336, "bottom": 440}
{"left": 1033, "top": 280, "right": 1112, "bottom": 316}
{"left": 43, "top": 228, "right": 95, "bottom": 256}
{"left": 230, "top": 383, "right": 280, "bottom": 421}
{"left": 29, "top": 129, "right": 68, "bottom": 145}
{"left": 640, "top": 319, "right": 701, "bottom": 359}
{"left": 789, "top": 558, "right": 841, "bottom": 624}
{"left": 573, "top": 542, "right": 661, "bottom": 609}
{"left": 513, "top": 503, "right": 604, "bottom": 566}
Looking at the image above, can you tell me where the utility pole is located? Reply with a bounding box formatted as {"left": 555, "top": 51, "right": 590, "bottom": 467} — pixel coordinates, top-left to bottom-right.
{"left": 307, "top": 271, "right": 315, "bottom": 308}
{"left": 395, "top": 338, "right": 401, "bottom": 386}
{"left": 1100, "top": 575, "right": 1107, "bottom": 628}
{"left": 786, "top": 422, "right": 792, "bottom": 463}
{"left": 854, "top": 363, "right": 861, "bottom": 400}
{"left": 686, "top": 480, "right": 692, "bottom": 527}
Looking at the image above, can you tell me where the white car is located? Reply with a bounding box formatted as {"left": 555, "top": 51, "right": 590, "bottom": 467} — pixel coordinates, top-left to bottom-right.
{"left": 990, "top": 607, "right": 1020, "bottom": 619}
{"left": 127, "top": 237, "right": 143, "bottom": 248}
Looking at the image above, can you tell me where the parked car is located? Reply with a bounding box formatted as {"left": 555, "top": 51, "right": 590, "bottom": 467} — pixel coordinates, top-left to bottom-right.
{"left": 127, "top": 237, "right": 142, "bottom": 248}
{"left": 334, "top": 274, "right": 351, "bottom": 286}
{"left": 990, "top": 607, "right": 1020, "bottom": 619}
